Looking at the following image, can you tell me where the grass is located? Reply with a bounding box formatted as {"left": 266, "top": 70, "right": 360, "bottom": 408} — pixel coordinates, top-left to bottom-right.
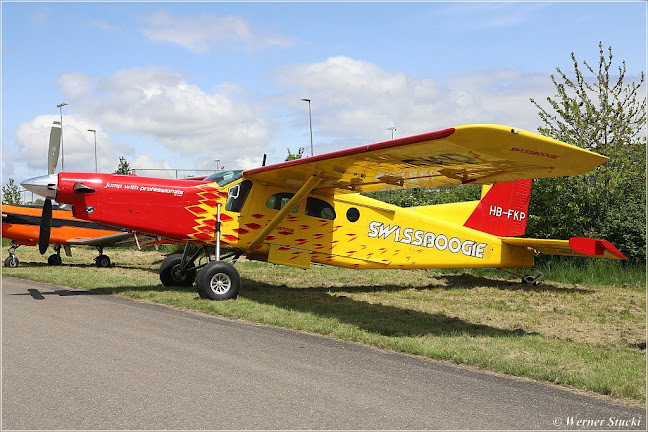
{"left": 2, "top": 242, "right": 645, "bottom": 406}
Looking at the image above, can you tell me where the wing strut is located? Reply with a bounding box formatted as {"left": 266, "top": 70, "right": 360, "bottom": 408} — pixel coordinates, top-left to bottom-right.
{"left": 246, "top": 174, "right": 323, "bottom": 253}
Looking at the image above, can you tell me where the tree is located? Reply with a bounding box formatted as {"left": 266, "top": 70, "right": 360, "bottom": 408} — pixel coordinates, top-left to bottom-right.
{"left": 2, "top": 178, "right": 23, "bottom": 205}
{"left": 114, "top": 157, "right": 133, "bottom": 175}
{"left": 286, "top": 147, "right": 304, "bottom": 161}
{"left": 529, "top": 42, "right": 646, "bottom": 263}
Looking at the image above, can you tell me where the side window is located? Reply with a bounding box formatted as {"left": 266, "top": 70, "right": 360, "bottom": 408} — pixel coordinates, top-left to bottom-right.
{"left": 306, "top": 197, "right": 336, "bottom": 220}
{"left": 265, "top": 192, "right": 299, "bottom": 213}
{"left": 225, "top": 180, "right": 253, "bottom": 212}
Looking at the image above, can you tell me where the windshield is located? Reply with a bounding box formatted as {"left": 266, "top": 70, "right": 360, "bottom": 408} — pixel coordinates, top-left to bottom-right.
{"left": 204, "top": 170, "right": 244, "bottom": 187}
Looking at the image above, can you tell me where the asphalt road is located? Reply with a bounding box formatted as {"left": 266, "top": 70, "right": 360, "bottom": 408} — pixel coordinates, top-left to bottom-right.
{"left": 2, "top": 277, "right": 644, "bottom": 430}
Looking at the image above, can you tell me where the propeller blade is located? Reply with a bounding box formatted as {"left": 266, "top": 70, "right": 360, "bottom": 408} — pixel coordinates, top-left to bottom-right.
{"left": 38, "top": 198, "right": 53, "bottom": 254}
{"left": 48, "top": 121, "right": 62, "bottom": 175}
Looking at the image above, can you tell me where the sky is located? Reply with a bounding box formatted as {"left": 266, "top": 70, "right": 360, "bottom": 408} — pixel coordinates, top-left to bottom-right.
{"left": 1, "top": 0, "right": 646, "bottom": 198}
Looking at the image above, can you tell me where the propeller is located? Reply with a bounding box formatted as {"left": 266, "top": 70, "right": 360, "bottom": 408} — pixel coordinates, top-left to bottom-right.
{"left": 48, "top": 121, "right": 61, "bottom": 175}
{"left": 37, "top": 121, "right": 62, "bottom": 254}
{"left": 38, "top": 198, "right": 53, "bottom": 254}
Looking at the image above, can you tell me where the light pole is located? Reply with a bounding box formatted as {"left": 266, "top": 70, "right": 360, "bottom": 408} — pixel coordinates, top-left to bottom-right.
{"left": 301, "top": 98, "right": 313, "bottom": 157}
{"left": 87, "top": 129, "right": 97, "bottom": 172}
{"left": 57, "top": 102, "right": 67, "bottom": 170}
{"left": 387, "top": 126, "right": 397, "bottom": 140}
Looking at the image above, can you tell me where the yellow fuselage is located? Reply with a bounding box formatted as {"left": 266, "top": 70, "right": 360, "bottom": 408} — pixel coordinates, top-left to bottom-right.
{"left": 186, "top": 179, "right": 534, "bottom": 270}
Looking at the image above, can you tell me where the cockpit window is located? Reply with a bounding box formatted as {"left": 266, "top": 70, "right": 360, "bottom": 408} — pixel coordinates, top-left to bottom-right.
{"left": 226, "top": 180, "right": 253, "bottom": 213}
{"left": 204, "top": 170, "right": 244, "bottom": 187}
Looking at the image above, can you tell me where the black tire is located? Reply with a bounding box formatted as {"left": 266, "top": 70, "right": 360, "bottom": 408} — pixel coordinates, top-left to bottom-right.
{"left": 4, "top": 256, "right": 19, "bottom": 268}
{"left": 95, "top": 254, "right": 111, "bottom": 268}
{"left": 196, "top": 261, "right": 240, "bottom": 300}
{"left": 159, "top": 254, "right": 196, "bottom": 287}
{"left": 48, "top": 254, "right": 62, "bottom": 266}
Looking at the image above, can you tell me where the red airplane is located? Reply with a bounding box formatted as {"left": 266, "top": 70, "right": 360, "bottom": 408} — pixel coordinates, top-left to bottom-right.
{"left": 21, "top": 123, "right": 625, "bottom": 300}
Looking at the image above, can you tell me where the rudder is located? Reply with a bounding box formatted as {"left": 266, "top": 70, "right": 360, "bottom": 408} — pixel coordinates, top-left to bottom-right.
{"left": 463, "top": 179, "right": 532, "bottom": 237}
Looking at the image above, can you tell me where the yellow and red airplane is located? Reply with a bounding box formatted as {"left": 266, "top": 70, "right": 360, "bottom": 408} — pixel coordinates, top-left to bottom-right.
{"left": 1, "top": 203, "right": 144, "bottom": 268}
{"left": 22, "top": 124, "right": 625, "bottom": 300}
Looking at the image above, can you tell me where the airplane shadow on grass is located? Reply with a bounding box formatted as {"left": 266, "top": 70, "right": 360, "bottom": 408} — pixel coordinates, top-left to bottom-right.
{"left": 407, "top": 272, "right": 594, "bottom": 294}
{"left": 238, "top": 277, "right": 540, "bottom": 339}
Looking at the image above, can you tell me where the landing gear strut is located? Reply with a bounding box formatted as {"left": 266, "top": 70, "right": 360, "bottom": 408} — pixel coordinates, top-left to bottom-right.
{"left": 4, "top": 242, "right": 20, "bottom": 268}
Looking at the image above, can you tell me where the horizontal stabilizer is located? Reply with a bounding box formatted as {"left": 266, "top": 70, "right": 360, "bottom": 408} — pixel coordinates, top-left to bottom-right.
{"left": 502, "top": 237, "right": 627, "bottom": 260}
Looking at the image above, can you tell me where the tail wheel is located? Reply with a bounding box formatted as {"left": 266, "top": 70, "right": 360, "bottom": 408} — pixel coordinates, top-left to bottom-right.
{"left": 159, "top": 253, "right": 196, "bottom": 287}
{"left": 196, "top": 261, "right": 240, "bottom": 301}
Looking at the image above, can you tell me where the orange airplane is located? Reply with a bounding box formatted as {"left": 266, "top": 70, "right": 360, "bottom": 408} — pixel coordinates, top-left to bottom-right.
{"left": 22, "top": 124, "right": 626, "bottom": 299}
{"left": 2, "top": 203, "right": 138, "bottom": 268}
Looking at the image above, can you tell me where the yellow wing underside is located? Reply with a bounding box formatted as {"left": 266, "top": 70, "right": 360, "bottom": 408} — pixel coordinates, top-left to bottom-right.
{"left": 245, "top": 124, "right": 608, "bottom": 195}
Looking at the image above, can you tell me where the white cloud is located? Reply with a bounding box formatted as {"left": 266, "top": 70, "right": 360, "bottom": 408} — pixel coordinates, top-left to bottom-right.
{"left": 16, "top": 115, "right": 116, "bottom": 175}
{"left": 141, "top": 11, "right": 294, "bottom": 54}
{"left": 277, "top": 56, "right": 551, "bottom": 152}
{"left": 54, "top": 67, "right": 271, "bottom": 164}
{"left": 13, "top": 67, "right": 272, "bottom": 179}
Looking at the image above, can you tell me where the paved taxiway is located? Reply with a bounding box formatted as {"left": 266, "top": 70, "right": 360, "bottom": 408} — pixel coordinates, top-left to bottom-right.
{"left": 2, "top": 277, "right": 644, "bottom": 430}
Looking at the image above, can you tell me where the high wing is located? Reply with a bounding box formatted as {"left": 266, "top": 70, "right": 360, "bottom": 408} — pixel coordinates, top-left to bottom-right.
{"left": 502, "top": 237, "right": 627, "bottom": 260}
{"left": 244, "top": 124, "right": 608, "bottom": 195}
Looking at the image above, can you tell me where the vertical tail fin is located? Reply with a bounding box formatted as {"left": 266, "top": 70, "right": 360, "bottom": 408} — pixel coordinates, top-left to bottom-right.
{"left": 463, "top": 179, "right": 532, "bottom": 237}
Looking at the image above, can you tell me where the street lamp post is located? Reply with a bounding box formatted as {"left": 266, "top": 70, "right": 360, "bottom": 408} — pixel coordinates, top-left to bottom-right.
{"left": 387, "top": 126, "right": 397, "bottom": 140}
{"left": 301, "top": 98, "right": 313, "bottom": 157}
{"left": 57, "top": 102, "right": 67, "bottom": 170}
{"left": 88, "top": 129, "right": 97, "bottom": 172}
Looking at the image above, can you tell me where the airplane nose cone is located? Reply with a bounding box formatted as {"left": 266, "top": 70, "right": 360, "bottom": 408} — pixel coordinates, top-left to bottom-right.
{"left": 21, "top": 174, "right": 58, "bottom": 199}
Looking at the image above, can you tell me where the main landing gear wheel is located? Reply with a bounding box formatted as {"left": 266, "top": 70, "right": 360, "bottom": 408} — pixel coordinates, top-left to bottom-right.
{"left": 4, "top": 256, "right": 19, "bottom": 268}
{"left": 159, "top": 253, "right": 197, "bottom": 287}
{"left": 95, "top": 254, "right": 111, "bottom": 268}
{"left": 196, "top": 261, "right": 240, "bottom": 301}
{"left": 47, "top": 253, "right": 63, "bottom": 266}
